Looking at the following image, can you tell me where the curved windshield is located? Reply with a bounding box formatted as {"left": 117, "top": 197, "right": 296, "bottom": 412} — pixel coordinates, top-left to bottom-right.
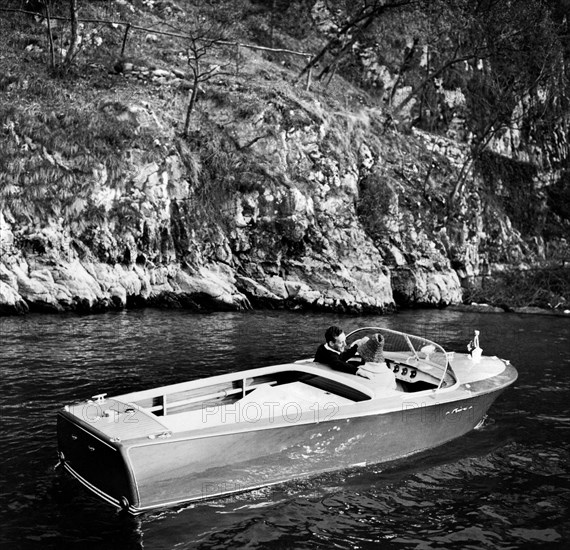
{"left": 346, "top": 327, "right": 456, "bottom": 389}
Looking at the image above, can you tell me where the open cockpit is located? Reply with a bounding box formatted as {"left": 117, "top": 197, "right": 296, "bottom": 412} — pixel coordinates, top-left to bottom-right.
{"left": 116, "top": 367, "right": 372, "bottom": 434}
{"left": 346, "top": 327, "right": 457, "bottom": 390}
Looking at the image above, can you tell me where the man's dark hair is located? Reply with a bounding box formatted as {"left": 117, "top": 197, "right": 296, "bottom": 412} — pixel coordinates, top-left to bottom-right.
{"left": 325, "top": 325, "right": 343, "bottom": 344}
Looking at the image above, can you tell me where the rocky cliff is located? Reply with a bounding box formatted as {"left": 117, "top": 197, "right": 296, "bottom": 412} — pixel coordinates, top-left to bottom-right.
{"left": 0, "top": 94, "right": 549, "bottom": 316}
{"left": 1, "top": 1, "right": 568, "bottom": 315}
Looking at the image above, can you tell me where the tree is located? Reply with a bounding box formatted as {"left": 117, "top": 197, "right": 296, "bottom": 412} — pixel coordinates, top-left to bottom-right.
{"left": 299, "top": 0, "right": 414, "bottom": 82}
{"left": 182, "top": 20, "right": 229, "bottom": 136}
{"left": 38, "top": 0, "right": 81, "bottom": 69}
{"left": 447, "top": 0, "right": 569, "bottom": 203}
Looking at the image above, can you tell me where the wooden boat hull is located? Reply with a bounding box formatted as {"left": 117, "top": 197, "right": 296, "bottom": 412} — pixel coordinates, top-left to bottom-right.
{"left": 57, "top": 362, "right": 516, "bottom": 513}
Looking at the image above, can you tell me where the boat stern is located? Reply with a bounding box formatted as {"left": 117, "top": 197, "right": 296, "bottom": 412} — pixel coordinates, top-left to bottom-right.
{"left": 57, "top": 407, "right": 138, "bottom": 511}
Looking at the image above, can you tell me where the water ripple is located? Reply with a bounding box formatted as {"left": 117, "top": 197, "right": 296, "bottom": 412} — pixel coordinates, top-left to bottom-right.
{"left": 1, "top": 309, "right": 569, "bottom": 549}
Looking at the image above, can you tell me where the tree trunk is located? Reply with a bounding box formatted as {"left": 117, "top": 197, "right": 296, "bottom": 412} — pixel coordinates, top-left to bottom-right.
{"left": 183, "top": 79, "right": 199, "bottom": 136}
{"left": 64, "top": 0, "right": 80, "bottom": 67}
{"left": 43, "top": 0, "right": 55, "bottom": 69}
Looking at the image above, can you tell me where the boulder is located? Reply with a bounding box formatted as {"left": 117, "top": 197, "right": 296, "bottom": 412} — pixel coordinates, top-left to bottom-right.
{"left": 0, "top": 280, "right": 28, "bottom": 314}
{"left": 236, "top": 276, "right": 283, "bottom": 306}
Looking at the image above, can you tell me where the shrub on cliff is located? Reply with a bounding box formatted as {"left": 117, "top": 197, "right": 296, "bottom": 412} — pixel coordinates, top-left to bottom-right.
{"left": 465, "top": 267, "right": 570, "bottom": 310}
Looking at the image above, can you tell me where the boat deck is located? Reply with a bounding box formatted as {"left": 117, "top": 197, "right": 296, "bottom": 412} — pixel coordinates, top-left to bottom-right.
{"left": 451, "top": 355, "right": 507, "bottom": 384}
{"left": 65, "top": 398, "right": 170, "bottom": 441}
{"left": 157, "top": 381, "right": 356, "bottom": 433}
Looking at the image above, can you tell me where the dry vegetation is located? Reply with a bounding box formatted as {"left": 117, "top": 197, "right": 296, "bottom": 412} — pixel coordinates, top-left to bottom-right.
{"left": 464, "top": 267, "right": 570, "bottom": 311}
{"left": 0, "top": 0, "right": 378, "bottom": 222}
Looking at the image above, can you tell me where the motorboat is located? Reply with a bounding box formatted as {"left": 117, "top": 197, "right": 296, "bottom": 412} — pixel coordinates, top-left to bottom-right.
{"left": 56, "top": 326, "right": 517, "bottom": 514}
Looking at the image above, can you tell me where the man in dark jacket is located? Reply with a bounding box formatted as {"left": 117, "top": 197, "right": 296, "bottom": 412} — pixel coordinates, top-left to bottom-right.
{"left": 314, "top": 325, "right": 368, "bottom": 374}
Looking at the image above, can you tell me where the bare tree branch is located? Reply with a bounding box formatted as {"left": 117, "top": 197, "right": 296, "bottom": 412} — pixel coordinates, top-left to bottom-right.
{"left": 298, "top": 0, "right": 414, "bottom": 82}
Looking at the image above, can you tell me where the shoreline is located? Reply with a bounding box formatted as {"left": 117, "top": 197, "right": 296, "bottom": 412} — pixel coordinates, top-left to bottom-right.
{"left": 448, "top": 303, "right": 570, "bottom": 317}
{"left": 1, "top": 299, "right": 568, "bottom": 318}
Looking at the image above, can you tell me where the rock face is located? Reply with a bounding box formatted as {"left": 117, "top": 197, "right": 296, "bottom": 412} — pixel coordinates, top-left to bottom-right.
{"left": 391, "top": 267, "right": 462, "bottom": 307}
{"left": 0, "top": 89, "right": 563, "bottom": 316}
{"left": 0, "top": 140, "right": 395, "bottom": 313}
{"left": 0, "top": 255, "right": 248, "bottom": 314}
{"left": 0, "top": 214, "right": 247, "bottom": 313}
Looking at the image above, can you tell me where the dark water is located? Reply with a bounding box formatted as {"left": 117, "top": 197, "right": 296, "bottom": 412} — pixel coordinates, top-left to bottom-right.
{"left": 1, "top": 309, "right": 569, "bottom": 549}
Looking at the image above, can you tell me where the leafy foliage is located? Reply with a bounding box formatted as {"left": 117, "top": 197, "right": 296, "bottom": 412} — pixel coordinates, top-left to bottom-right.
{"left": 302, "top": 0, "right": 568, "bottom": 177}
{"left": 357, "top": 166, "right": 397, "bottom": 237}
{"left": 545, "top": 170, "right": 570, "bottom": 239}
{"left": 476, "top": 151, "right": 539, "bottom": 236}
{"left": 464, "top": 267, "right": 570, "bottom": 309}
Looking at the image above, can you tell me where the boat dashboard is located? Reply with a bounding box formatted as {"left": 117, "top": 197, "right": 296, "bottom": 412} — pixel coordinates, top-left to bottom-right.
{"left": 343, "top": 355, "right": 452, "bottom": 391}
